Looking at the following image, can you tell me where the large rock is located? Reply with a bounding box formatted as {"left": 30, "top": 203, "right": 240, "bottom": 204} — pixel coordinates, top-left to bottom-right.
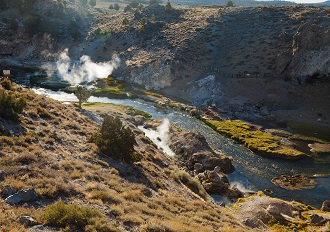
{"left": 266, "top": 202, "right": 295, "bottom": 219}
{"left": 197, "top": 170, "right": 229, "bottom": 195}
{"left": 19, "top": 215, "right": 37, "bottom": 227}
{"left": 5, "top": 188, "right": 38, "bottom": 205}
{"left": 321, "top": 200, "right": 330, "bottom": 212}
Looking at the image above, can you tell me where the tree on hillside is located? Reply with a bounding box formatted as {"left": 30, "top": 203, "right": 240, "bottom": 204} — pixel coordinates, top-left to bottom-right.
{"left": 226, "top": 0, "right": 234, "bottom": 7}
{"left": 149, "top": 0, "right": 157, "bottom": 5}
{"left": 164, "top": 0, "right": 172, "bottom": 11}
{"left": 74, "top": 85, "right": 91, "bottom": 109}
{"left": 130, "top": 0, "right": 139, "bottom": 8}
{"left": 114, "top": 3, "right": 120, "bottom": 10}
{"left": 122, "top": 17, "right": 129, "bottom": 26}
{"left": 89, "top": 0, "right": 96, "bottom": 7}
{"left": 109, "top": 4, "right": 113, "bottom": 9}
{"left": 91, "top": 115, "right": 137, "bottom": 162}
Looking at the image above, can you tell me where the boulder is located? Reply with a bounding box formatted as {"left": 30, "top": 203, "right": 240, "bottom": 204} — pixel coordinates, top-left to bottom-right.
{"left": 310, "top": 214, "right": 326, "bottom": 226}
{"left": 0, "top": 170, "right": 5, "bottom": 181}
{"left": 19, "top": 215, "right": 37, "bottom": 227}
{"left": 266, "top": 202, "right": 295, "bottom": 219}
{"left": 321, "top": 200, "right": 330, "bottom": 212}
{"left": 194, "top": 163, "right": 203, "bottom": 173}
{"left": 5, "top": 188, "right": 38, "bottom": 205}
{"left": 197, "top": 170, "right": 229, "bottom": 195}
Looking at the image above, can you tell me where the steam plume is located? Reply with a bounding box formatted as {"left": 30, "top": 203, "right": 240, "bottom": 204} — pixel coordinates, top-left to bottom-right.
{"left": 139, "top": 118, "right": 175, "bottom": 157}
{"left": 56, "top": 49, "right": 120, "bottom": 85}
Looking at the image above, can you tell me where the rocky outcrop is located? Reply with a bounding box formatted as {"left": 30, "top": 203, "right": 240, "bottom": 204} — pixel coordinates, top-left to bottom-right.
{"left": 287, "top": 23, "right": 330, "bottom": 77}
{"left": 234, "top": 195, "right": 330, "bottom": 230}
{"left": 170, "top": 131, "right": 235, "bottom": 173}
{"left": 19, "top": 215, "right": 37, "bottom": 227}
{"left": 5, "top": 188, "right": 38, "bottom": 205}
{"left": 321, "top": 200, "right": 330, "bottom": 212}
{"left": 198, "top": 170, "right": 242, "bottom": 200}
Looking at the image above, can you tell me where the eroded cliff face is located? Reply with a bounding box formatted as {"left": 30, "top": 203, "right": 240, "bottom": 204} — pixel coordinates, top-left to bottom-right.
{"left": 287, "top": 23, "right": 330, "bottom": 77}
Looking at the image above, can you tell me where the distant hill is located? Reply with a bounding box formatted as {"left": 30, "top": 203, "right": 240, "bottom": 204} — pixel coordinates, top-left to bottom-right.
{"left": 171, "top": 0, "right": 295, "bottom": 6}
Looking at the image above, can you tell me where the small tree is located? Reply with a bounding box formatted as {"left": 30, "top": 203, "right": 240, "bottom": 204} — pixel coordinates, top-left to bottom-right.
{"left": 124, "top": 4, "right": 132, "bottom": 12}
{"left": 122, "top": 17, "right": 129, "bottom": 26}
{"left": 89, "top": 0, "right": 96, "bottom": 7}
{"left": 226, "top": 0, "right": 234, "bottom": 7}
{"left": 130, "top": 0, "right": 139, "bottom": 8}
{"left": 91, "top": 115, "right": 137, "bottom": 162}
{"left": 149, "top": 0, "right": 157, "bottom": 5}
{"left": 74, "top": 85, "right": 91, "bottom": 109}
{"left": 114, "top": 3, "right": 120, "bottom": 10}
{"left": 109, "top": 4, "right": 113, "bottom": 9}
{"left": 164, "top": 0, "right": 172, "bottom": 11}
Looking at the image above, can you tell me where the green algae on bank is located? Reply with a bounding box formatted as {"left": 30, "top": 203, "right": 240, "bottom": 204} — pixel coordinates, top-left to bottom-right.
{"left": 203, "top": 119, "right": 306, "bottom": 160}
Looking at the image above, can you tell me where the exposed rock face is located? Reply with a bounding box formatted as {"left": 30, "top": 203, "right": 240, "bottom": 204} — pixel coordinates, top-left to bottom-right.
{"left": 287, "top": 23, "right": 330, "bottom": 77}
{"left": 321, "top": 200, "right": 330, "bottom": 212}
{"left": 5, "top": 188, "right": 38, "bottom": 205}
{"left": 170, "top": 131, "right": 235, "bottom": 173}
{"left": 197, "top": 170, "right": 242, "bottom": 199}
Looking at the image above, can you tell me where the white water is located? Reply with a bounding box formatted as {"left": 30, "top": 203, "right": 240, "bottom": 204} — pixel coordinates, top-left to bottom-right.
{"left": 138, "top": 119, "right": 175, "bottom": 157}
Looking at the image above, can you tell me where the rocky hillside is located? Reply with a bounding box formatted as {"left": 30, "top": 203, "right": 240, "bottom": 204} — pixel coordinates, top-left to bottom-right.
{"left": 1, "top": 79, "right": 330, "bottom": 231}
{"left": 1, "top": 2, "right": 329, "bottom": 135}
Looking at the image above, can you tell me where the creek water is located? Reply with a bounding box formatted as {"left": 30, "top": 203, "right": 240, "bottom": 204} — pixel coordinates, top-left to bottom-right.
{"left": 32, "top": 88, "right": 330, "bottom": 208}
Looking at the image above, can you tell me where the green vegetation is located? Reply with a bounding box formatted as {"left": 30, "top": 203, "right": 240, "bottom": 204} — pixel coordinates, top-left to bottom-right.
{"left": 92, "top": 77, "right": 129, "bottom": 99}
{"left": 165, "top": 0, "right": 172, "bottom": 11}
{"left": 89, "top": 0, "right": 96, "bottom": 7}
{"left": 226, "top": 0, "right": 234, "bottom": 7}
{"left": 91, "top": 115, "right": 139, "bottom": 162}
{"left": 114, "top": 3, "right": 120, "bottom": 11}
{"left": 41, "top": 201, "right": 117, "bottom": 231}
{"left": 0, "top": 81, "right": 27, "bottom": 120}
{"left": 204, "top": 119, "right": 306, "bottom": 159}
{"left": 169, "top": 169, "right": 208, "bottom": 199}
{"left": 125, "top": 106, "right": 152, "bottom": 119}
{"left": 74, "top": 85, "right": 91, "bottom": 109}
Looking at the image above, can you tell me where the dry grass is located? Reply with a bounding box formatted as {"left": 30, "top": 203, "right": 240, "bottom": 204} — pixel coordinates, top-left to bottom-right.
{"left": 0, "top": 86, "right": 252, "bottom": 231}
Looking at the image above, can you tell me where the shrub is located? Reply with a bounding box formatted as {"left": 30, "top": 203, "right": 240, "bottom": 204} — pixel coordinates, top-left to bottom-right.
{"left": 113, "top": 3, "right": 119, "bottom": 10}
{"left": 91, "top": 115, "right": 137, "bottom": 162}
{"left": 89, "top": 0, "right": 96, "bottom": 7}
{"left": 0, "top": 88, "right": 26, "bottom": 120}
{"left": 1, "top": 78, "right": 13, "bottom": 90}
{"left": 226, "top": 0, "right": 234, "bottom": 7}
{"left": 41, "top": 201, "right": 102, "bottom": 231}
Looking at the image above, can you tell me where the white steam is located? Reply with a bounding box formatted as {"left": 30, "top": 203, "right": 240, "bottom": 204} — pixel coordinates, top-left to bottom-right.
{"left": 138, "top": 118, "right": 175, "bottom": 157}
{"left": 56, "top": 48, "right": 120, "bottom": 85}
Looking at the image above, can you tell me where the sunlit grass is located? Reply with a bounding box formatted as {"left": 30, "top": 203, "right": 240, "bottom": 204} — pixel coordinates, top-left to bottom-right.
{"left": 204, "top": 119, "right": 305, "bottom": 159}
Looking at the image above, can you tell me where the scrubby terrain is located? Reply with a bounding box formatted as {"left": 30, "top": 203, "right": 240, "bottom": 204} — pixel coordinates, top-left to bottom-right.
{"left": 1, "top": 1, "right": 330, "bottom": 231}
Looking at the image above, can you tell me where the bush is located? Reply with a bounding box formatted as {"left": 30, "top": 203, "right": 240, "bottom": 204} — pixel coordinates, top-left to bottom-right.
{"left": 114, "top": 3, "right": 119, "bottom": 10}
{"left": 0, "top": 88, "right": 26, "bottom": 120}
{"left": 41, "top": 201, "right": 103, "bottom": 231}
{"left": 91, "top": 115, "right": 137, "bottom": 162}
{"left": 226, "top": 0, "right": 234, "bottom": 7}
